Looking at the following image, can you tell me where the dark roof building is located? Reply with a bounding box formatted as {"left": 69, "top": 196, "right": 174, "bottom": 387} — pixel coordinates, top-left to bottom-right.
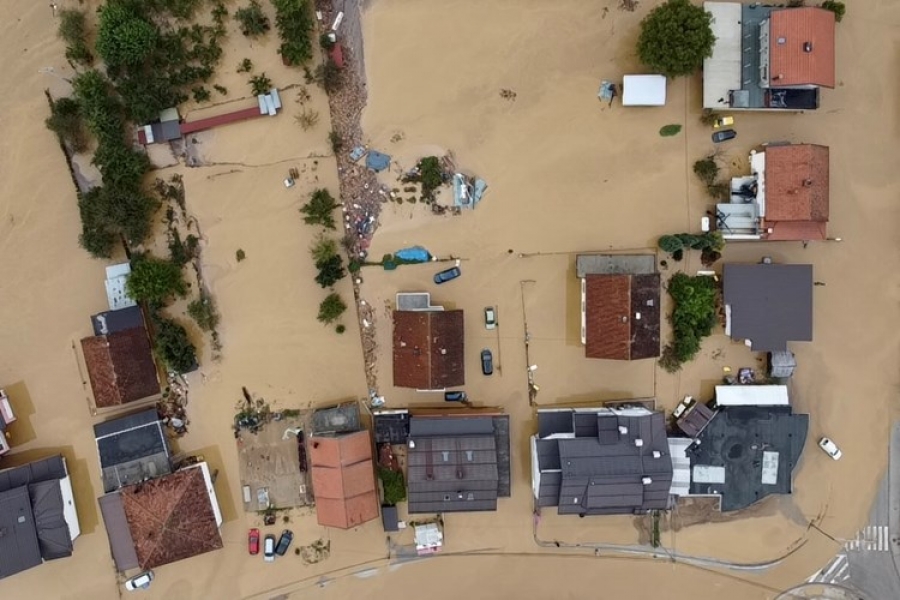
{"left": 309, "top": 431, "right": 379, "bottom": 529}
{"left": 81, "top": 323, "right": 160, "bottom": 409}
{"left": 576, "top": 255, "right": 659, "bottom": 360}
{"left": 98, "top": 464, "right": 222, "bottom": 571}
{"left": 406, "top": 415, "right": 510, "bottom": 513}
{"left": 94, "top": 408, "right": 172, "bottom": 493}
{"left": 532, "top": 407, "right": 673, "bottom": 516}
{"left": 90, "top": 305, "right": 145, "bottom": 336}
{"left": 393, "top": 310, "right": 465, "bottom": 390}
{"left": 687, "top": 406, "right": 808, "bottom": 511}
{"left": 0, "top": 455, "right": 80, "bottom": 580}
{"left": 723, "top": 263, "right": 813, "bottom": 353}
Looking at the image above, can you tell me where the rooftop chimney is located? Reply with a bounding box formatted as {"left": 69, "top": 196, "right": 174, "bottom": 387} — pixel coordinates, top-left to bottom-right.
{"left": 618, "top": 426, "right": 628, "bottom": 435}
{"left": 652, "top": 450, "right": 662, "bottom": 458}
{"left": 634, "top": 438, "right": 644, "bottom": 447}
{"left": 642, "top": 477, "right": 652, "bottom": 485}
{"left": 803, "top": 179, "right": 813, "bottom": 187}
{"left": 803, "top": 41, "right": 813, "bottom": 53}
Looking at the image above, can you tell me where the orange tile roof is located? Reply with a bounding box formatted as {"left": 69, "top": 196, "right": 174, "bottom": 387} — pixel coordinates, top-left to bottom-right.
{"left": 392, "top": 310, "right": 465, "bottom": 389}
{"left": 765, "top": 144, "right": 830, "bottom": 222}
{"left": 309, "top": 431, "right": 379, "bottom": 530}
{"left": 584, "top": 274, "right": 660, "bottom": 360}
{"left": 768, "top": 8, "right": 836, "bottom": 88}
{"left": 765, "top": 220, "right": 827, "bottom": 241}
{"left": 81, "top": 328, "right": 160, "bottom": 408}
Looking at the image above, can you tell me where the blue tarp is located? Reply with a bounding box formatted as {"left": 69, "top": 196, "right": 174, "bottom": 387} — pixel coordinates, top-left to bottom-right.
{"left": 394, "top": 246, "right": 431, "bottom": 263}
{"left": 366, "top": 151, "right": 391, "bottom": 172}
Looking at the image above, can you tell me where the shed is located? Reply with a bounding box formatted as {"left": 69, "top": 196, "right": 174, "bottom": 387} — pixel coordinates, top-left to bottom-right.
{"left": 622, "top": 75, "right": 667, "bottom": 106}
{"left": 712, "top": 385, "right": 789, "bottom": 408}
{"left": 381, "top": 505, "right": 399, "bottom": 532}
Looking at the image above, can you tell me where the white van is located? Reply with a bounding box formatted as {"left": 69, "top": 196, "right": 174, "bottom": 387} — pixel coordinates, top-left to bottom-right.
{"left": 264, "top": 535, "right": 276, "bottom": 562}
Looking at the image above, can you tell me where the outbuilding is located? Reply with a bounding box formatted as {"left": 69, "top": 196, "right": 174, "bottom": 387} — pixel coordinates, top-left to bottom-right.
{"left": 622, "top": 75, "right": 667, "bottom": 106}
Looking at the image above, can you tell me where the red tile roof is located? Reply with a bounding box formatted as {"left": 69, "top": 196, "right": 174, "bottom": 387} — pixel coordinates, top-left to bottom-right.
{"left": 309, "top": 432, "right": 379, "bottom": 529}
{"left": 81, "top": 328, "right": 160, "bottom": 408}
{"left": 393, "top": 310, "right": 465, "bottom": 389}
{"left": 120, "top": 467, "right": 222, "bottom": 569}
{"left": 765, "top": 144, "right": 830, "bottom": 224}
{"left": 584, "top": 274, "right": 660, "bottom": 360}
{"left": 768, "top": 8, "right": 836, "bottom": 88}
{"left": 765, "top": 220, "right": 827, "bottom": 241}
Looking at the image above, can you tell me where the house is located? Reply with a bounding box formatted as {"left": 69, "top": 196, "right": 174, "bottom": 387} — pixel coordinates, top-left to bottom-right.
{"left": 136, "top": 107, "right": 182, "bottom": 145}
{"left": 94, "top": 408, "right": 172, "bottom": 493}
{"left": 532, "top": 406, "right": 675, "bottom": 516}
{"left": 703, "top": 3, "right": 835, "bottom": 110}
{"left": 81, "top": 307, "right": 160, "bottom": 409}
{"left": 104, "top": 263, "right": 138, "bottom": 311}
{"left": 0, "top": 389, "right": 16, "bottom": 456}
{"left": 0, "top": 455, "right": 80, "bottom": 580}
{"left": 621, "top": 75, "right": 667, "bottom": 107}
{"left": 98, "top": 463, "right": 222, "bottom": 571}
{"left": 309, "top": 430, "right": 379, "bottom": 529}
{"left": 716, "top": 144, "right": 830, "bottom": 241}
{"left": 723, "top": 263, "right": 813, "bottom": 352}
{"left": 687, "top": 405, "right": 808, "bottom": 511}
{"left": 393, "top": 309, "right": 465, "bottom": 390}
{"left": 576, "top": 254, "right": 660, "bottom": 360}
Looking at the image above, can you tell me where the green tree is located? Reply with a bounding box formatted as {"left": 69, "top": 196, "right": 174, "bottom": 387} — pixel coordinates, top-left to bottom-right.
{"left": 693, "top": 156, "right": 719, "bottom": 186}
{"left": 315, "top": 255, "right": 345, "bottom": 288}
{"left": 300, "top": 189, "right": 339, "bottom": 229}
{"left": 821, "top": 1, "right": 845, "bottom": 22}
{"left": 317, "top": 293, "right": 347, "bottom": 324}
{"left": 249, "top": 73, "right": 273, "bottom": 96}
{"left": 57, "top": 8, "right": 93, "bottom": 66}
{"left": 637, "top": 0, "right": 715, "bottom": 77}
{"left": 96, "top": 2, "right": 160, "bottom": 69}
{"left": 310, "top": 234, "right": 338, "bottom": 264}
{"left": 153, "top": 316, "right": 198, "bottom": 373}
{"left": 127, "top": 255, "right": 188, "bottom": 303}
{"left": 658, "top": 235, "right": 684, "bottom": 254}
{"left": 417, "top": 156, "right": 444, "bottom": 200}
{"left": 272, "top": 0, "right": 315, "bottom": 66}
{"left": 45, "top": 97, "right": 89, "bottom": 153}
{"left": 377, "top": 468, "right": 406, "bottom": 505}
{"left": 660, "top": 273, "right": 718, "bottom": 372}
{"left": 313, "top": 60, "right": 342, "bottom": 93}
{"left": 187, "top": 295, "right": 220, "bottom": 332}
{"left": 234, "top": 1, "right": 270, "bottom": 37}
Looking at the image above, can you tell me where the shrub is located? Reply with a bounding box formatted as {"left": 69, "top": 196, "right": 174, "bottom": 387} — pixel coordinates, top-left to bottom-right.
{"left": 692, "top": 156, "right": 719, "bottom": 186}
{"left": 335, "top": 324, "right": 346, "bottom": 334}
{"left": 295, "top": 108, "right": 319, "bottom": 130}
{"left": 313, "top": 60, "right": 342, "bottom": 93}
{"left": 57, "top": 8, "right": 93, "bottom": 66}
{"left": 310, "top": 235, "right": 338, "bottom": 264}
{"left": 272, "top": 0, "right": 315, "bottom": 66}
{"left": 378, "top": 468, "right": 406, "bottom": 505}
{"left": 659, "top": 124, "right": 682, "bottom": 137}
{"left": 328, "top": 131, "right": 343, "bottom": 154}
{"left": 168, "top": 228, "right": 192, "bottom": 266}
{"left": 187, "top": 295, "right": 220, "bottom": 332}
{"left": 213, "top": 84, "right": 228, "bottom": 95}
{"left": 315, "top": 255, "right": 345, "bottom": 288}
{"left": 127, "top": 255, "right": 188, "bottom": 303}
{"left": 153, "top": 316, "right": 198, "bottom": 373}
{"left": 821, "top": 1, "right": 845, "bottom": 22}
{"left": 300, "top": 189, "right": 339, "bottom": 229}
{"left": 192, "top": 86, "right": 211, "bottom": 102}
{"left": 45, "top": 97, "right": 89, "bottom": 153}
{"left": 234, "top": 1, "right": 270, "bottom": 37}
{"left": 699, "top": 109, "right": 718, "bottom": 126}
{"left": 707, "top": 182, "right": 731, "bottom": 201}
{"left": 249, "top": 73, "right": 273, "bottom": 96}
{"left": 417, "top": 156, "right": 444, "bottom": 200}
{"left": 236, "top": 249, "right": 246, "bottom": 262}
{"left": 237, "top": 58, "right": 253, "bottom": 73}
{"left": 317, "top": 293, "right": 346, "bottom": 324}
{"left": 637, "top": 0, "right": 715, "bottom": 77}
{"left": 660, "top": 273, "right": 718, "bottom": 372}
{"left": 658, "top": 235, "right": 684, "bottom": 254}
{"left": 96, "top": 2, "right": 159, "bottom": 69}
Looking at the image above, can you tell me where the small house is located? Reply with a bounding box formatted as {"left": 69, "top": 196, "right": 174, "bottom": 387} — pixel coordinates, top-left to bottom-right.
{"left": 308, "top": 430, "right": 379, "bottom": 529}
{"left": 621, "top": 75, "right": 667, "bottom": 106}
{"left": 393, "top": 309, "right": 465, "bottom": 390}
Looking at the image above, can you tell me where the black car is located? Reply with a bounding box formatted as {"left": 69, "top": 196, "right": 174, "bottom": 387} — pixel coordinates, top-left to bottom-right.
{"left": 433, "top": 266, "right": 461, "bottom": 284}
{"left": 712, "top": 129, "right": 737, "bottom": 143}
{"left": 275, "top": 529, "right": 293, "bottom": 556}
{"left": 481, "top": 349, "right": 493, "bottom": 376}
{"left": 444, "top": 391, "right": 468, "bottom": 402}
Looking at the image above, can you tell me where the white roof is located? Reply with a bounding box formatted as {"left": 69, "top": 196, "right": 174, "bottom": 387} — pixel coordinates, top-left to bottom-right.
{"left": 105, "top": 263, "right": 137, "bottom": 311}
{"left": 714, "top": 385, "right": 789, "bottom": 407}
{"left": 693, "top": 465, "right": 726, "bottom": 484}
{"left": 622, "top": 75, "right": 667, "bottom": 106}
{"left": 668, "top": 438, "right": 692, "bottom": 497}
{"left": 761, "top": 451, "right": 779, "bottom": 485}
{"left": 703, "top": 2, "right": 743, "bottom": 109}
{"left": 414, "top": 523, "right": 442, "bottom": 550}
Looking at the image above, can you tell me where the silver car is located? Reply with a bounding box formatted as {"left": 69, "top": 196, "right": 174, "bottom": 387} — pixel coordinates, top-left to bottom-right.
{"left": 818, "top": 437, "right": 842, "bottom": 460}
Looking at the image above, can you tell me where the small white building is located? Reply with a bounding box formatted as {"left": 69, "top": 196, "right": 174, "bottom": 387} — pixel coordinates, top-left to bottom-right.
{"left": 622, "top": 75, "right": 667, "bottom": 106}
{"left": 104, "top": 263, "right": 137, "bottom": 311}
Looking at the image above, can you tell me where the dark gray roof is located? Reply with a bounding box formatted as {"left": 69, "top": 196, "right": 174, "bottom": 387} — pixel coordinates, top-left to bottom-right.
{"left": 29, "top": 480, "right": 72, "bottom": 560}
{"left": 91, "top": 305, "right": 145, "bottom": 336}
{"left": 0, "top": 455, "right": 67, "bottom": 493}
{"left": 409, "top": 416, "right": 495, "bottom": 437}
{"left": 535, "top": 410, "right": 673, "bottom": 515}
{"left": 0, "top": 486, "right": 43, "bottom": 579}
{"left": 94, "top": 409, "right": 171, "bottom": 493}
{"left": 381, "top": 505, "right": 399, "bottom": 532}
{"left": 312, "top": 404, "right": 360, "bottom": 435}
{"left": 676, "top": 402, "right": 717, "bottom": 438}
{"left": 407, "top": 434, "right": 499, "bottom": 513}
{"left": 538, "top": 411, "right": 573, "bottom": 438}
{"left": 97, "top": 493, "right": 139, "bottom": 571}
{"left": 723, "top": 263, "right": 813, "bottom": 352}
{"left": 373, "top": 412, "right": 410, "bottom": 445}
{"left": 687, "top": 406, "right": 809, "bottom": 511}
{"left": 575, "top": 254, "right": 656, "bottom": 279}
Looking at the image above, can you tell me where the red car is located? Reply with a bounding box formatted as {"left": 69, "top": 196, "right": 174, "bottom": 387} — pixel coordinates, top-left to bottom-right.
{"left": 248, "top": 528, "right": 260, "bottom": 555}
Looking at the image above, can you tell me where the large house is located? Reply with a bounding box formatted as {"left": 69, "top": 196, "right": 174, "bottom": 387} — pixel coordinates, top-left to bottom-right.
{"left": 309, "top": 430, "right": 379, "bottom": 529}
{"left": 723, "top": 263, "right": 813, "bottom": 353}
{"left": 703, "top": 3, "right": 836, "bottom": 110}
{"left": 94, "top": 408, "right": 172, "bottom": 493}
{"left": 717, "top": 144, "right": 830, "bottom": 241}
{"left": 0, "top": 455, "right": 80, "bottom": 580}
{"left": 531, "top": 406, "right": 684, "bottom": 516}
{"left": 393, "top": 308, "right": 465, "bottom": 390}
{"left": 576, "top": 254, "right": 660, "bottom": 360}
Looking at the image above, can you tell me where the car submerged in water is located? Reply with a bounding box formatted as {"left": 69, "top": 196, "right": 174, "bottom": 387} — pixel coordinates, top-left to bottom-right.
{"left": 433, "top": 266, "right": 461, "bottom": 284}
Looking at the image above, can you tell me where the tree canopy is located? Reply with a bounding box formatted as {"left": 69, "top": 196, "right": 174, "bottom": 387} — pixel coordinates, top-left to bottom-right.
{"left": 96, "top": 2, "right": 159, "bottom": 69}
{"left": 127, "top": 255, "right": 188, "bottom": 303}
{"left": 636, "top": 0, "right": 715, "bottom": 78}
{"left": 659, "top": 273, "right": 719, "bottom": 372}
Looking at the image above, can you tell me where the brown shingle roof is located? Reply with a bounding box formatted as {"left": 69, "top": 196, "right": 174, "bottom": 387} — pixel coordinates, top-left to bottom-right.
{"left": 120, "top": 467, "right": 222, "bottom": 569}
{"left": 393, "top": 310, "right": 465, "bottom": 389}
{"left": 768, "top": 8, "right": 836, "bottom": 88}
{"left": 584, "top": 274, "right": 660, "bottom": 360}
{"left": 81, "top": 327, "right": 160, "bottom": 408}
{"left": 765, "top": 144, "right": 830, "bottom": 222}
{"left": 309, "top": 432, "right": 379, "bottom": 529}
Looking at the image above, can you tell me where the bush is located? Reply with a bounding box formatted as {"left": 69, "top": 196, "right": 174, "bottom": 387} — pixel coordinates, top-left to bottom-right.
{"left": 192, "top": 86, "right": 211, "bottom": 102}
{"left": 213, "top": 84, "right": 228, "bottom": 95}
{"left": 295, "top": 108, "right": 319, "bottom": 130}
{"left": 329, "top": 131, "right": 343, "bottom": 154}
{"left": 692, "top": 156, "right": 719, "bottom": 186}
{"left": 637, "top": 0, "right": 715, "bottom": 77}
{"left": 236, "top": 248, "right": 246, "bottom": 262}
{"left": 821, "top": 1, "right": 845, "bottom": 22}
{"left": 315, "top": 255, "right": 345, "bottom": 288}
{"left": 707, "top": 182, "right": 731, "bottom": 201}
{"left": 659, "top": 124, "right": 682, "bottom": 137}
{"left": 45, "top": 97, "right": 89, "bottom": 153}
{"left": 96, "top": 2, "right": 159, "bottom": 69}
{"left": 188, "top": 295, "right": 220, "bottom": 332}
{"left": 234, "top": 1, "right": 270, "bottom": 37}
{"left": 310, "top": 235, "right": 338, "bottom": 264}
{"left": 57, "top": 8, "right": 93, "bottom": 66}
{"left": 313, "top": 60, "right": 342, "bottom": 94}
{"left": 237, "top": 58, "right": 254, "bottom": 73}
{"left": 660, "top": 273, "right": 718, "bottom": 372}
{"left": 317, "top": 293, "right": 346, "bottom": 324}
{"left": 699, "top": 109, "right": 718, "bottom": 126}
{"left": 300, "top": 189, "right": 339, "bottom": 229}
{"left": 378, "top": 468, "right": 406, "bottom": 505}
{"left": 658, "top": 235, "right": 684, "bottom": 254}
{"left": 249, "top": 73, "right": 273, "bottom": 96}
{"left": 417, "top": 156, "right": 444, "bottom": 200}
{"left": 127, "top": 255, "right": 188, "bottom": 303}
{"left": 272, "top": 0, "right": 315, "bottom": 66}
{"left": 168, "top": 228, "right": 192, "bottom": 266}
{"left": 153, "top": 316, "right": 198, "bottom": 373}
{"left": 335, "top": 324, "right": 346, "bottom": 334}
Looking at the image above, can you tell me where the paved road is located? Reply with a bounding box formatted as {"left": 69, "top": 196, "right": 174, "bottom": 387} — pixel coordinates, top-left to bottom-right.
{"left": 806, "top": 423, "right": 900, "bottom": 599}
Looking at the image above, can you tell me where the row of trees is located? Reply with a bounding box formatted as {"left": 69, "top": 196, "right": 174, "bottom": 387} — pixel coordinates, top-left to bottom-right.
{"left": 300, "top": 189, "right": 349, "bottom": 329}
{"left": 272, "top": 0, "right": 316, "bottom": 66}
{"left": 658, "top": 231, "right": 725, "bottom": 266}
{"left": 659, "top": 273, "right": 719, "bottom": 373}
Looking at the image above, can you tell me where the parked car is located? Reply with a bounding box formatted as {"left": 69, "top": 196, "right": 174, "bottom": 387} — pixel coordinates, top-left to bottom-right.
{"left": 275, "top": 529, "right": 294, "bottom": 556}
{"left": 124, "top": 570, "right": 154, "bottom": 591}
{"left": 712, "top": 116, "right": 734, "bottom": 129}
{"left": 444, "top": 391, "right": 468, "bottom": 402}
{"left": 248, "top": 528, "right": 260, "bottom": 555}
{"left": 818, "top": 437, "right": 842, "bottom": 460}
{"left": 433, "top": 267, "right": 461, "bottom": 284}
{"left": 712, "top": 129, "right": 737, "bottom": 143}
{"left": 481, "top": 349, "right": 493, "bottom": 376}
{"left": 264, "top": 534, "right": 276, "bottom": 562}
{"left": 484, "top": 306, "right": 497, "bottom": 330}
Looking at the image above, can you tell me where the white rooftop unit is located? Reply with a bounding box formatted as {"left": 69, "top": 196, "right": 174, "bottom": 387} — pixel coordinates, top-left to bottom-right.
{"left": 713, "top": 385, "right": 789, "bottom": 407}
{"left": 692, "top": 465, "right": 726, "bottom": 484}
{"left": 702, "top": 2, "right": 743, "bottom": 109}
{"left": 105, "top": 263, "right": 137, "bottom": 311}
{"left": 761, "top": 451, "right": 779, "bottom": 485}
{"left": 622, "top": 75, "right": 667, "bottom": 106}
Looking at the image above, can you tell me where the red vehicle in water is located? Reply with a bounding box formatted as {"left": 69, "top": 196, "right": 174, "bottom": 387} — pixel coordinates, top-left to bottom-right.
{"left": 248, "top": 528, "right": 260, "bottom": 555}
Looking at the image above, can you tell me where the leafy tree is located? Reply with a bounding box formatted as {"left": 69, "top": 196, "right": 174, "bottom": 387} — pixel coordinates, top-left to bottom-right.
{"left": 637, "top": 0, "right": 715, "bottom": 77}
{"left": 692, "top": 156, "right": 719, "bottom": 186}
{"left": 57, "top": 8, "right": 93, "bottom": 66}
{"left": 378, "top": 468, "right": 406, "bottom": 505}
{"left": 96, "top": 2, "right": 160, "bottom": 69}
{"left": 658, "top": 235, "right": 684, "bottom": 254}
{"left": 659, "top": 273, "right": 718, "bottom": 372}
{"left": 127, "top": 255, "right": 188, "bottom": 303}
{"left": 187, "top": 295, "right": 220, "bottom": 332}
{"left": 152, "top": 316, "right": 198, "bottom": 373}
{"left": 234, "top": 1, "right": 271, "bottom": 37}
{"left": 310, "top": 235, "right": 338, "bottom": 264}
{"left": 45, "top": 97, "right": 89, "bottom": 153}
{"left": 315, "top": 255, "right": 345, "bottom": 288}
{"left": 317, "top": 293, "right": 347, "bottom": 324}
{"left": 821, "top": 1, "right": 845, "bottom": 22}
{"left": 272, "top": 0, "right": 315, "bottom": 66}
{"left": 300, "top": 189, "right": 339, "bottom": 229}
{"left": 249, "top": 73, "right": 273, "bottom": 96}
{"left": 313, "top": 60, "right": 342, "bottom": 93}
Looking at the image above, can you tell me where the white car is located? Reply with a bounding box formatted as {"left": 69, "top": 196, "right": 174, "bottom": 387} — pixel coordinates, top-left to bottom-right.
{"left": 818, "top": 437, "right": 842, "bottom": 460}
{"left": 125, "top": 570, "right": 154, "bottom": 591}
{"left": 484, "top": 307, "right": 497, "bottom": 330}
{"left": 264, "top": 534, "right": 276, "bottom": 562}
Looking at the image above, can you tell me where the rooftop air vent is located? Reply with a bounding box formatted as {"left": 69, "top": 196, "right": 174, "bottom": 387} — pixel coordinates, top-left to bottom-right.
{"left": 803, "top": 41, "right": 813, "bottom": 53}
{"left": 777, "top": 37, "right": 786, "bottom": 45}
{"left": 642, "top": 477, "right": 652, "bottom": 485}
{"left": 652, "top": 450, "right": 662, "bottom": 458}
{"left": 618, "top": 426, "right": 628, "bottom": 435}
{"left": 635, "top": 438, "right": 644, "bottom": 447}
